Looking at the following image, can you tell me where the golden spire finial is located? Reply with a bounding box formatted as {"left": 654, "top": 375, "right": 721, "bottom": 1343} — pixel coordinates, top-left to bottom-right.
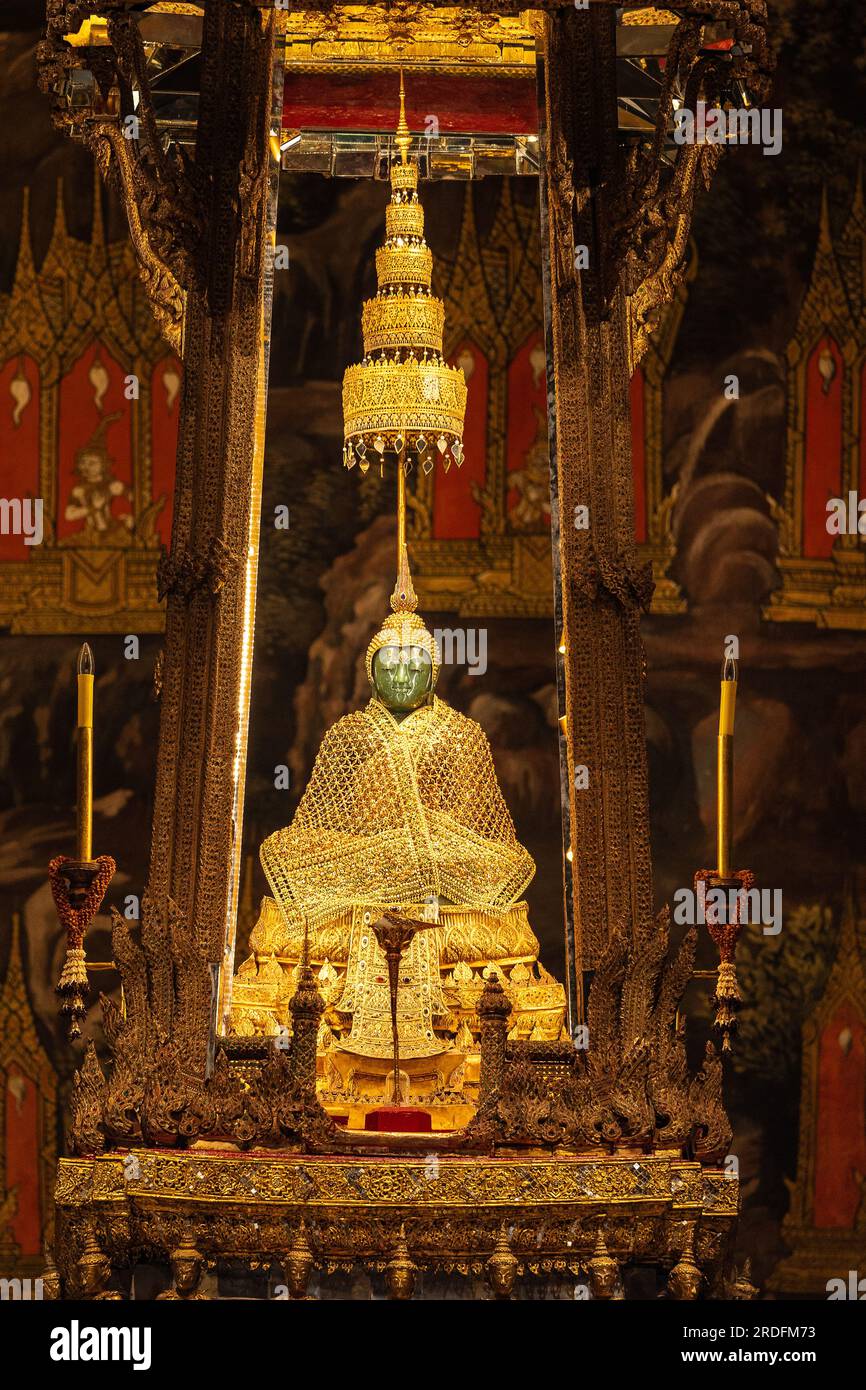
{"left": 395, "top": 69, "right": 411, "bottom": 167}
{"left": 341, "top": 66, "right": 465, "bottom": 481}
{"left": 390, "top": 542, "right": 418, "bottom": 615}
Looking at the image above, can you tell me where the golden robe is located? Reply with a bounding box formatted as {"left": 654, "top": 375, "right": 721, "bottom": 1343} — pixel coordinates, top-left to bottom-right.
{"left": 261, "top": 696, "right": 535, "bottom": 933}
{"left": 258, "top": 696, "right": 537, "bottom": 1058}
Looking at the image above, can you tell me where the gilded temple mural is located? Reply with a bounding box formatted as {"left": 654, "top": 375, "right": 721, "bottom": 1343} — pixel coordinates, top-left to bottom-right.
{"left": 0, "top": 176, "right": 179, "bottom": 634}
{"left": 764, "top": 181, "right": 866, "bottom": 629}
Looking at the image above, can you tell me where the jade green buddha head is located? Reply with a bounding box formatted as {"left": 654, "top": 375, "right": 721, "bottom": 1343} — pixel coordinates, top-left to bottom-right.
{"left": 372, "top": 644, "right": 434, "bottom": 714}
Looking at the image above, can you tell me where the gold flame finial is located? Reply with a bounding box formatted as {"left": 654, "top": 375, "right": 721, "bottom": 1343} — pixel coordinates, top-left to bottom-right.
{"left": 78, "top": 641, "right": 94, "bottom": 677}
{"left": 395, "top": 69, "right": 411, "bottom": 166}
{"left": 391, "top": 543, "right": 419, "bottom": 615}
{"left": 341, "top": 67, "right": 466, "bottom": 479}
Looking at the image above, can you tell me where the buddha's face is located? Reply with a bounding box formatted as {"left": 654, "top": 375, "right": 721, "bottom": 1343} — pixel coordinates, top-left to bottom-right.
{"left": 373, "top": 644, "right": 433, "bottom": 712}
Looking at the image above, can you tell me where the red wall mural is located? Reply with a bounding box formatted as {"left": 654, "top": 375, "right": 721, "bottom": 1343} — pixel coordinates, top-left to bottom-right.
{"left": 0, "top": 355, "right": 40, "bottom": 561}
{"left": 56, "top": 343, "right": 134, "bottom": 545}
{"left": 433, "top": 340, "right": 487, "bottom": 541}
{"left": 0, "top": 177, "right": 183, "bottom": 631}
{"left": 506, "top": 331, "right": 549, "bottom": 528}
{"left": 803, "top": 336, "right": 843, "bottom": 559}
{"left": 813, "top": 1000, "right": 866, "bottom": 1227}
{"left": 4, "top": 1065, "right": 41, "bottom": 1257}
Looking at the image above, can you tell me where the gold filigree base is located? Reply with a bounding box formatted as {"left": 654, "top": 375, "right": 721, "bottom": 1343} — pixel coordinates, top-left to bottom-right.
{"left": 319, "top": 1045, "right": 475, "bottom": 1130}
{"left": 54, "top": 1148, "right": 739, "bottom": 1297}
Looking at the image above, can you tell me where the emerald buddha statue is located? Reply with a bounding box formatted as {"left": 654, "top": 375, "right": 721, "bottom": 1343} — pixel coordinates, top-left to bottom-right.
{"left": 229, "top": 79, "right": 565, "bottom": 1115}
{"left": 229, "top": 552, "right": 565, "bottom": 1080}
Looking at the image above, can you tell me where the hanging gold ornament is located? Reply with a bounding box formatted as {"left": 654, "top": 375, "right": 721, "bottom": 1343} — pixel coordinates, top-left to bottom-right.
{"left": 342, "top": 72, "right": 467, "bottom": 478}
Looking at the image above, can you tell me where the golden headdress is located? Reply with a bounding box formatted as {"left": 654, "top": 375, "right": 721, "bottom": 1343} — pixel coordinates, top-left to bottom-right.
{"left": 365, "top": 546, "right": 440, "bottom": 686}
{"left": 74, "top": 410, "right": 122, "bottom": 472}
{"left": 342, "top": 73, "right": 466, "bottom": 476}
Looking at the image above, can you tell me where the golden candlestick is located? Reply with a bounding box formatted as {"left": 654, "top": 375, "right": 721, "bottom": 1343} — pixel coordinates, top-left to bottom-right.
{"left": 50, "top": 639, "right": 116, "bottom": 1038}
{"left": 77, "top": 642, "right": 94, "bottom": 864}
{"left": 371, "top": 910, "right": 434, "bottom": 1108}
{"left": 717, "top": 648, "right": 738, "bottom": 878}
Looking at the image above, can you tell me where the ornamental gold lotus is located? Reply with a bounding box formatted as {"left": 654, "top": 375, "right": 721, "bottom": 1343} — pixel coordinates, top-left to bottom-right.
{"left": 342, "top": 74, "right": 467, "bottom": 477}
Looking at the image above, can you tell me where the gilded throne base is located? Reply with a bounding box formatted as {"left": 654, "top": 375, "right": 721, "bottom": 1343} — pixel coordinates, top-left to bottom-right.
{"left": 55, "top": 1148, "right": 740, "bottom": 1301}
{"left": 53, "top": 904, "right": 746, "bottom": 1300}
{"left": 229, "top": 895, "right": 566, "bottom": 1127}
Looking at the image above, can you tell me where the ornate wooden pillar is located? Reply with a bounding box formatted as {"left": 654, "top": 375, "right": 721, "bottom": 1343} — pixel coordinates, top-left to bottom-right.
{"left": 38, "top": 0, "right": 279, "bottom": 1030}
{"left": 539, "top": 4, "right": 773, "bottom": 997}
{"left": 146, "top": 3, "right": 276, "bottom": 969}
{"left": 541, "top": 8, "right": 654, "bottom": 986}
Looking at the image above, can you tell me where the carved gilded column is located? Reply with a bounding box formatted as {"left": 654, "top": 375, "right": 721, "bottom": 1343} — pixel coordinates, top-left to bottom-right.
{"left": 540, "top": 5, "right": 773, "bottom": 989}
{"left": 476, "top": 973, "right": 513, "bottom": 1105}
{"left": 541, "top": 8, "right": 654, "bottom": 982}
{"left": 38, "top": 2, "right": 278, "bottom": 988}
{"left": 145, "top": 2, "right": 276, "bottom": 968}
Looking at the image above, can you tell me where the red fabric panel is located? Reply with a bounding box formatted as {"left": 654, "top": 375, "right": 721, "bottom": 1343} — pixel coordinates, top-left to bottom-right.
{"left": 814, "top": 1002, "right": 866, "bottom": 1227}
{"left": 432, "top": 341, "right": 487, "bottom": 540}
{"left": 364, "top": 1106, "right": 432, "bottom": 1133}
{"left": 630, "top": 366, "right": 647, "bottom": 543}
{"left": 56, "top": 343, "right": 133, "bottom": 543}
{"left": 5, "top": 1066, "right": 41, "bottom": 1256}
{"left": 150, "top": 356, "right": 181, "bottom": 547}
{"left": 283, "top": 72, "right": 537, "bottom": 135}
{"left": 506, "top": 330, "right": 549, "bottom": 525}
{"left": 0, "top": 355, "right": 40, "bottom": 560}
{"left": 803, "top": 336, "right": 843, "bottom": 559}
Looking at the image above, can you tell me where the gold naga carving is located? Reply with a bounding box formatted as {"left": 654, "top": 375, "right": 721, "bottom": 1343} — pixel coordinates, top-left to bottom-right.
{"left": 465, "top": 915, "right": 731, "bottom": 1156}
{"left": 66, "top": 893, "right": 729, "bottom": 1164}
{"left": 91, "top": 128, "right": 186, "bottom": 355}
{"left": 611, "top": 3, "right": 774, "bottom": 367}
{"left": 38, "top": 2, "right": 208, "bottom": 356}
{"left": 626, "top": 202, "right": 691, "bottom": 377}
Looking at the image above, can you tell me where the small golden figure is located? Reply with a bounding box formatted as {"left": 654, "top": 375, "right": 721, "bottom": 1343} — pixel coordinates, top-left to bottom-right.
{"left": 63, "top": 414, "right": 135, "bottom": 546}
{"left": 156, "top": 1237, "right": 209, "bottom": 1300}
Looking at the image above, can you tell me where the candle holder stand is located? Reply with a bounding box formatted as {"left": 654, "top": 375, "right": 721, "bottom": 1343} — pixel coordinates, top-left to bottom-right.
{"left": 693, "top": 867, "right": 755, "bottom": 1052}
{"left": 48, "top": 854, "right": 116, "bottom": 1040}
{"left": 367, "top": 909, "right": 437, "bottom": 1127}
